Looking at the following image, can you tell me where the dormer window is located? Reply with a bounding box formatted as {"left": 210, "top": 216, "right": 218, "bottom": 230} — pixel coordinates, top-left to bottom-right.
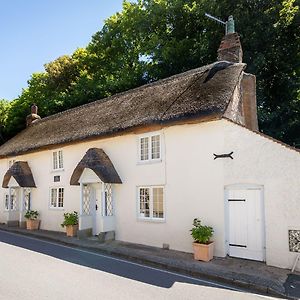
{"left": 52, "top": 150, "right": 63, "bottom": 170}
{"left": 139, "top": 133, "right": 161, "bottom": 163}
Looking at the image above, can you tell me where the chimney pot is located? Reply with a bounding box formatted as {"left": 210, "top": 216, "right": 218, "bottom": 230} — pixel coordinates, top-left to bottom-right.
{"left": 26, "top": 103, "right": 41, "bottom": 127}
{"left": 31, "top": 104, "right": 38, "bottom": 115}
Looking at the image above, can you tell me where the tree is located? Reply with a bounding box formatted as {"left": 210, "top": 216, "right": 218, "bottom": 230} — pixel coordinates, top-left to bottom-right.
{"left": 0, "top": 100, "right": 10, "bottom": 142}
{"left": 2, "top": 0, "right": 299, "bottom": 147}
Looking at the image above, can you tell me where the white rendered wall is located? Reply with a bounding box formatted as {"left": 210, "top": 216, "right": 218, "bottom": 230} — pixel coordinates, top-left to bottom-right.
{"left": 223, "top": 119, "right": 300, "bottom": 271}
{"left": 0, "top": 121, "right": 226, "bottom": 257}
{"left": 0, "top": 118, "right": 298, "bottom": 271}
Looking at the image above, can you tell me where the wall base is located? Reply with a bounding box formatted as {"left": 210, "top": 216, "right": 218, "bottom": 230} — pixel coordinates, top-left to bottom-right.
{"left": 7, "top": 220, "right": 19, "bottom": 227}
{"left": 77, "top": 228, "right": 93, "bottom": 239}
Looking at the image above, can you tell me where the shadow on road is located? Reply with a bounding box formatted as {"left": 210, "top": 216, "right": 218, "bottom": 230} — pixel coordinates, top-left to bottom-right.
{"left": 0, "top": 231, "right": 228, "bottom": 290}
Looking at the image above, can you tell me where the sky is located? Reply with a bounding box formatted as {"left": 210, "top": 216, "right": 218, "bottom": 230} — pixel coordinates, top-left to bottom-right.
{"left": 0, "top": 0, "right": 124, "bottom": 100}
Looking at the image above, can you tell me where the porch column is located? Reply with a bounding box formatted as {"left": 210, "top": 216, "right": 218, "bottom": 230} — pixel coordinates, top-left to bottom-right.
{"left": 19, "top": 188, "right": 24, "bottom": 227}
{"left": 7, "top": 187, "right": 11, "bottom": 222}
{"left": 79, "top": 182, "right": 83, "bottom": 230}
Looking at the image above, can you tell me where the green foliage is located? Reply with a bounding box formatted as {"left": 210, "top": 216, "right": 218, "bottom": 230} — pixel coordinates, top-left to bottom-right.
{"left": 190, "top": 218, "right": 213, "bottom": 244}
{"left": 1, "top": 0, "right": 299, "bottom": 147}
{"left": 0, "top": 99, "right": 10, "bottom": 142}
{"left": 24, "top": 210, "right": 39, "bottom": 220}
{"left": 61, "top": 211, "right": 79, "bottom": 227}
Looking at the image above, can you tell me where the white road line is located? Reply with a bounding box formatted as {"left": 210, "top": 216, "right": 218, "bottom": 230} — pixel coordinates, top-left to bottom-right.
{"left": 0, "top": 230, "right": 257, "bottom": 294}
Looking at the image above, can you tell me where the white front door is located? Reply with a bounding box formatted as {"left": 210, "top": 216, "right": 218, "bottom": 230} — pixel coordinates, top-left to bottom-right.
{"left": 90, "top": 183, "right": 102, "bottom": 235}
{"left": 227, "top": 188, "right": 265, "bottom": 261}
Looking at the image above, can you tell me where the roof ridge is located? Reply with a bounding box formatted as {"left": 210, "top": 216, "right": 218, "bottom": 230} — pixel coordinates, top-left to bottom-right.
{"left": 31, "top": 63, "right": 217, "bottom": 126}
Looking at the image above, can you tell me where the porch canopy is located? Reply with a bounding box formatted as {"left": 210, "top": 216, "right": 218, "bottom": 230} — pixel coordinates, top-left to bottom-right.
{"left": 70, "top": 148, "right": 122, "bottom": 185}
{"left": 2, "top": 161, "right": 36, "bottom": 188}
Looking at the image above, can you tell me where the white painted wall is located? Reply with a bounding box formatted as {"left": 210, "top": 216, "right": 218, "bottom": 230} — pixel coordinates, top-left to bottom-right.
{"left": 0, "top": 121, "right": 226, "bottom": 257}
{"left": 223, "top": 119, "right": 300, "bottom": 271}
{"left": 0, "top": 118, "right": 298, "bottom": 271}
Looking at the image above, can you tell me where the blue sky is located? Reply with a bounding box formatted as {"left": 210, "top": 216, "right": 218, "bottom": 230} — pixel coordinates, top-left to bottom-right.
{"left": 0, "top": 0, "right": 124, "bottom": 100}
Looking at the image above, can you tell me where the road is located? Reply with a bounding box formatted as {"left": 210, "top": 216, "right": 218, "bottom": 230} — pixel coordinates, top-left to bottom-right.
{"left": 0, "top": 230, "right": 280, "bottom": 300}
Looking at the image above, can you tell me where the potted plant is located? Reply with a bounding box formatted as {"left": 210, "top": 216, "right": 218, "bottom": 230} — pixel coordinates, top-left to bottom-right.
{"left": 61, "top": 211, "right": 78, "bottom": 237}
{"left": 24, "top": 210, "right": 40, "bottom": 230}
{"left": 190, "top": 218, "right": 214, "bottom": 262}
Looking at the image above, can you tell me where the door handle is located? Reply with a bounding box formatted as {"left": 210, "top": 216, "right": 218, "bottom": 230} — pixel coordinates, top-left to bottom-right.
{"left": 95, "top": 204, "right": 98, "bottom": 211}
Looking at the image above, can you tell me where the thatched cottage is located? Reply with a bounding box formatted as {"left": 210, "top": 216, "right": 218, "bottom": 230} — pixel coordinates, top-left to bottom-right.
{"left": 0, "top": 29, "right": 299, "bottom": 271}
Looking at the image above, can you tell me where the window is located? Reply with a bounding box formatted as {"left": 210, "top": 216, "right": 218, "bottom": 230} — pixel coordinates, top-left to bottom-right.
{"left": 23, "top": 188, "right": 31, "bottom": 211}
{"left": 52, "top": 150, "right": 63, "bottom": 170}
{"left": 50, "top": 187, "right": 64, "bottom": 208}
{"left": 103, "top": 183, "right": 113, "bottom": 217}
{"left": 4, "top": 189, "right": 18, "bottom": 211}
{"left": 139, "top": 133, "right": 161, "bottom": 162}
{"left": 138, "top": 186, "right": 164, "bottom": 220}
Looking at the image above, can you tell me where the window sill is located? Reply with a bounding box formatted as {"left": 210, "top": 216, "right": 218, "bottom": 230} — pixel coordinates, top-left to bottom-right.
{"left": 137, "top": 159, "right": 162, "bottom": 166}
{"left": 137, "top": 217, "right": 165, "bottom": 223}
{"left": 49, "top": 207, "right": 64, "bottom": 211}
{"left": 51, "top": 168, "right": 64, "bottom": 173}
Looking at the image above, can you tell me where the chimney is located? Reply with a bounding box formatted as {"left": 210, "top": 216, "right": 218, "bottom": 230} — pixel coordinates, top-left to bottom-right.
{"left": 26, "top": 104, "right": 41, "bottom": 127}
{"left": 217, "top": 16, "right": 243, "bottom": 63}
{"left": 217, "top": 16, "right": 258, "bottom": 131}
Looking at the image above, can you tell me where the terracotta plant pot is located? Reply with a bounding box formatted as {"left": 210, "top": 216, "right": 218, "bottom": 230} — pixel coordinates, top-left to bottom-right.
{"left": 193, "top": 242, "right": 214, "bottom": 262}
{"left": 65, "top": 224, "right": 78, "bottom": 237}
{"left": 26, "top": 219, "right": 40, "bottom": 230}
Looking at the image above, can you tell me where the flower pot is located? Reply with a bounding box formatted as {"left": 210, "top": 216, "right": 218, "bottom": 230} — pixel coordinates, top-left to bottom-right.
{"left": 26, "top": 219, "right": 40, "bottom": 230}
{"left": 193, "top": 242, "right": 214, "bottom": 262}
{"left": 65, "top": 224, "right": 78, "bottom": 237}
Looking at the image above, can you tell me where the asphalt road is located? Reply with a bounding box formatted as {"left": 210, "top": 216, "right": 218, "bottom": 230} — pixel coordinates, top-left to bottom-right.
{"left": 0, "top": 230, "right": 280, "bottom": 300}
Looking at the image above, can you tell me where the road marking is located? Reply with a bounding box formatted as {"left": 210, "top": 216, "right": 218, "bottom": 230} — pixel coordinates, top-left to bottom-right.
{"left": 0, "top": 230, "right": 266, "bottom": 296}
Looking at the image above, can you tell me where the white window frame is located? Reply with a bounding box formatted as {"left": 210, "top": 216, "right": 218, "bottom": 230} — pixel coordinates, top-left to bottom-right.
{"left": 49, "top": 187, "right": 64, "bottom": 209}
{"left": 4, "top": 190, "right": 18, "bottom": 211}
{"left": 138, "top": 132, "right": 162, "bottom": 163}
{"left": 52, "top": 150, "right": 64, "bottom": 171}
{"left": 137, "top": 186, "right": 165, "bottom": 221}
{"left": 103, "top": 183, "right": 114, "bottom": 217}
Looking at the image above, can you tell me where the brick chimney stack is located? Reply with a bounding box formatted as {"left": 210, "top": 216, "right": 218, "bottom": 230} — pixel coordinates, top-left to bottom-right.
{"left": 26, "top": 104, "right": 41, "bottom": 127}
{"left": 217, "top": 33, "right": 243, "bottom": 63}
{"left": 217, "top": 16, "right": 258, "bottom": 131}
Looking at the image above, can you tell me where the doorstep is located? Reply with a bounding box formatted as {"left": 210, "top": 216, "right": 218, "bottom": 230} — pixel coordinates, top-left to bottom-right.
{"left": 0, "top": 224, "right": 298, "bottom": 299}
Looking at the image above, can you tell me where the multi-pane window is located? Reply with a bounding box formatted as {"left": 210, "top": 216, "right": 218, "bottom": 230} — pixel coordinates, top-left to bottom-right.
{"left": 103, "top": 183, "right": 113, "bottom": 217}
{"left": 52, "top": 150, "right": 63, "bottom": 170}
{"left": 140, "top": 137, "right": 149, "bottom": 161}
{"left": 4, "top": 189, "right": 18, "bottom": 211}
{"left": 82, "top": 184, "right": 91, "bottom": 215}
{"left": 151, "top": 135, "right": 160, "bottom": 159}
{"left": 23, "top": 188, "right": 31, "bottom": 211}
{"left": 138, "top": 186, "right": 164, "bottom": 220}
{"left": 50, "top": 187, "right": 64, "bottom": 208}
{"left": 139, "top": 134, "right": 161, "bottom": 162}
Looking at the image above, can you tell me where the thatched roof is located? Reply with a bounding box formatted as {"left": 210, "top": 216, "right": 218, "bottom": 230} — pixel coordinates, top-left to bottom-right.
{"left": 0, "top": 61, "right": 245, "bottom": 157}
{"left": 70, "top": 148, "right": 122, "bottom": 185}
{"left": 2, "top": 161, "right": 36, "bottom": 188}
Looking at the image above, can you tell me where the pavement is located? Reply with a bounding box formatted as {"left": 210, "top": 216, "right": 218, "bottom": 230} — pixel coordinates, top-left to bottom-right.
{"left": 0, "top": 224, "right": 299, "bottom": 299}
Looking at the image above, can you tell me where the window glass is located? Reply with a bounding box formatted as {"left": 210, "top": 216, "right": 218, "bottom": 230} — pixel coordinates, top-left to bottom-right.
{"left": 153, "top": 187, "right": 164, "bottom": 218}
{"left": 139, "top": 188, "right": 150, "bottom": 217}
{"left": 140, "top": 137, "right": 149, "bottom": 161}
{"left": 151, "top": 135, "right": 160, "bottom": 159}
